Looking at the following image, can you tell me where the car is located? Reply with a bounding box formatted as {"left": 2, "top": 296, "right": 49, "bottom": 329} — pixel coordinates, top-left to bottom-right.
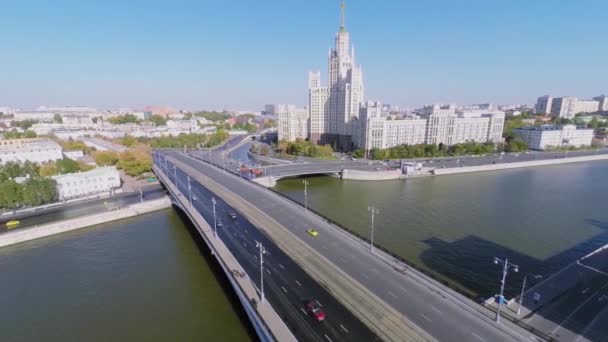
{"left": 306, "top": 228, "right": 319, "bottom": 237}
{"left": 306, "top": 300, "right": 325, "bottom": 322}
{"left": 228, "top": 210, "right": 237, "bottom": 219}
{"left": 217, "top": 221, "right": 223, "bottom": 228}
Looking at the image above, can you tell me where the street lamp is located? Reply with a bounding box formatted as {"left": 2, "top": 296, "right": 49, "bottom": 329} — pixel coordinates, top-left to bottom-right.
{"left": 211, "top": 197, "right": 217, "bottom": 238}
{"left": 255, "top": 240, "right": 268, "bottom": 303}
{"left": 517, "top": 274, "right": 542, "bottom": 316}
{"left": 493, "top": 257, "right": 519, "bottom": 323}
{"left": 187, "top": 175, "right": 192, "bottom": 206}
{"left": 302, "top": 179, "right": 309, "bottom": 214}
{"left": 367, "top": 205, "right": 379, "bottom": 254}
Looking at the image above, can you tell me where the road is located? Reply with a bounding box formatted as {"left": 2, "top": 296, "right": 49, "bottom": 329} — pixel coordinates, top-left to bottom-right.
{"left": 0, "top": 186, "right": 166, "bottom": 234}
{"left": 161, "top": 156, "right": 378, "bottom": 342}
{"left": 162, "top": 150, "right": 532, "bottom": 342}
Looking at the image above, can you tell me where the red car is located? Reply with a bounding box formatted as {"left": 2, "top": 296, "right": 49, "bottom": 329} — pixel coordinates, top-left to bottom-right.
{"left": 306, "top": 300, "right": 326, "bottom": 322}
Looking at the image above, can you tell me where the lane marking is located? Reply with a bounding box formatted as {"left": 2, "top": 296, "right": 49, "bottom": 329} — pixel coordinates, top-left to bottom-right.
{"left": 279, "top": 263, "right": 285, "bottom": 269}
{"left": 387, "top": 291, "right": 398, "bottom": 299}
{"left": 266, "top": 269, "right": 271, "bottom": 275}
{"left": 315, "top": 300, "right": 322, "bottom": 307}
{"left": 324, "top": 334, "right": 333, "bottom": 342}
{"left": 471, "top": 332, "right": 485, "bottom": 341}
{"left": 321, "top": 244, "right": 329, "bottom": 251}
{"left": 300, "top": 307, "right": 307, "bottom": 315}
{"left": 281, "top": 286, "right": 288, "bottom": 293}
{"left": 399, "top": 286, "right": 409, "bottom": 294}
{"left": 361, "top": 272, "right": 369, "bottom": 279}
{"left": 295, "top": 280, "right": 302, "bottom": 287}
{"left": 339, "top": 324, "right": 349, "bottom": 333}
{"left": 431, "top": 306, "right": 442, "bottom": 314}
{"left": 420, "top": 313, "right": 432, "bottom": 322}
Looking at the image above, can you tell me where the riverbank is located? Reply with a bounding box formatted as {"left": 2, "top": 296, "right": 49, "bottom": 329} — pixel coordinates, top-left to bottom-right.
{"left": 432, "top": 153, "right": 608, "bottom": 176}
{"left": 0, "top": 196, "right": 171, "bottom": 248}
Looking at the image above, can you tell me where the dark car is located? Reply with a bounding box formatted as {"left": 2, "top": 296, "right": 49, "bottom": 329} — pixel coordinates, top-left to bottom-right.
{"left": 228, "top": 210, "right": 237, "bottom": 219}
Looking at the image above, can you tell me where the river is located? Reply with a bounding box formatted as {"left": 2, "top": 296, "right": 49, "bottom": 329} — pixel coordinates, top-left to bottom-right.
{"left": 0, "top": 209, "right": 253, "bottom": 341}
{"left": 274, "top": 160, "right": 608, "bottom": 298}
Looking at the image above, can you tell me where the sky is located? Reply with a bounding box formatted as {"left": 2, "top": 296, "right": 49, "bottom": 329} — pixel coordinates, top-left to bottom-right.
{"left": 1, "top": 0, "right": 607, "bottom": 111}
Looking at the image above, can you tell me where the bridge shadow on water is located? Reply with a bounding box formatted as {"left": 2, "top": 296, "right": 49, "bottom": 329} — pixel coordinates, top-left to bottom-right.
{"left": 419, "top": 219, "right": 608, "bottom": 341}
{"left": 171, "top": 206, "right": 257, "bottom": 341}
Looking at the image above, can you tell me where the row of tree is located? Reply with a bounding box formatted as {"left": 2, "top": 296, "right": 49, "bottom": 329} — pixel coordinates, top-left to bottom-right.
{"left": 2, "top": 130, "right": 37, "bottom": 139}
{"left": 126, "top": 130, "right": 230, "bottom": 149}
{"left": 0, "top": 177, "right": 57, "bottom": 209}
{"left": 355, "top": 140, "right": 528, "bottom": 160}
{"left": 93, "top": 147, "right": 152, "bottom": 176}
{"left": 276, "top": 139, "right": 334, "bottom": 159}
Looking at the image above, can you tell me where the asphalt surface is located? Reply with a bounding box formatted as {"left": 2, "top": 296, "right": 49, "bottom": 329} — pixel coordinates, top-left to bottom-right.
{"left": 161, "top": 156, "right": 378, "bottom": 342}
{"left": 0, "top": 186, "right": 166, "bottom": 234}
{"left": 163, "top": 150, "right": 527, "bottom": 342}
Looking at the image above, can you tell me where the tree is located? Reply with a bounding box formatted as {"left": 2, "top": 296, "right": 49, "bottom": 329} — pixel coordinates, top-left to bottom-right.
{"left": 149, "top": 115, "right": 167, "bottom": 126}
{"left": 53, "top": 113, "right": 63, "bottom": 123}
{"left": 56, "top": 157, "right": 80, "bottom": 174}
{"left": 121, "top": 135, "right": 137, "bottom": 147}
{"left": 93, "top": 151, "right": 119, "bottom": 166}
{"left": 352, "top": 149, "right": 365, "bottom": 158}
{"left": 589, "top": 117, "right": 600, "bottom": 129}
{"left": 260, "top": 145, "right": 271, "bottom": 156}
{"left": 117, "top": 148, "right": 152, "bottom": 176}
{"left": 39, "top": 162, "right": 58, "bottom": 177}
{"left": 0, "top": 180, "right": 22, "bottom": 209}
{"left": 92, "top": 117, "right": 99, "bottom": 124}
{"left": 12, "top": 120, "right": 37, "bottom": 130}
{"left": 21, "top": 178, "right": 56, "bottom": 206}
{"left": 108, "top": 114, "right": 140, "bottom": 125}
{"left": 506, "top": 138, "right": 528, "bottom": 152}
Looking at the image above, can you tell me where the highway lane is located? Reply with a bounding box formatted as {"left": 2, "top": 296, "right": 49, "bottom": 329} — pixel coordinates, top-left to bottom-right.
{"left": 167, "top": 150, "right": 530, "bottom": 342}
{"left": 164, "top": 159, "right": 378, "bottom": 342}
{"left": 0, "top": 186, "right": 166, "bottom": 234}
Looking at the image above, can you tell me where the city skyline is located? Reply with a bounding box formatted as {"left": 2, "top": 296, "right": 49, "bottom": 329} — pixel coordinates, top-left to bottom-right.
{"left": 1, "top": 0, "right": 607, "bottom": 110}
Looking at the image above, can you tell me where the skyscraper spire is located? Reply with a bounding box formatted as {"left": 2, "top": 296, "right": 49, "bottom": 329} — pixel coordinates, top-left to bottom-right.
{"left": 340, "top": 1, "right": 346, "bottom": 31}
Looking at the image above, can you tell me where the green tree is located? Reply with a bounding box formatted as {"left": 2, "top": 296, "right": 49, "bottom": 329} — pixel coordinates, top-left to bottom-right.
{"left": 53, "top": 113, "right": 63, "bottom": 123}
{"left": 117, "top": 149, "right": 152, "bottom": 176}
{"left": 121, "top": 135, "right": 137, "bottom": 147}
{"left": 56, "top": 157, "right": 80, "bottom": 174}
{"left": 149, "top": 115, "right": 167, "bottom": 126}
{"left": 39, "top": 162, "right": 58, "bottom": 177}
{"left": 93, "top": 151, "right": 119, "bottom": 166}
{"left": 108, "top": 114, "right": 140, "bottom": 125}
{"left": 0, "top": 180, "right": 23, "bottom": 209}
{"left": 505, "top": 138, "right": 528, "bottom": 152}
{"left": 12, "top": 120, "right": 37, "bottom": 130}
{"left": 260, "top": 145, "right": 271, "bottom": 156}
{"left": 21, "top": 178, "right": 56, "bottom": 206}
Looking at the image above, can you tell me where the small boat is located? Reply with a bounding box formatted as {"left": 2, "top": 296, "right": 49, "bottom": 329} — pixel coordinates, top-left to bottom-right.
{"left": 5, "top": 220, "right": 20, "bottom": 228}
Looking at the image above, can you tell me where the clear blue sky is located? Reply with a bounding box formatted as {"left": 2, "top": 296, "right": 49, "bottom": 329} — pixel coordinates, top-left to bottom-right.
{"left": 1, "top": 0, "right": 607, "bottom": 110}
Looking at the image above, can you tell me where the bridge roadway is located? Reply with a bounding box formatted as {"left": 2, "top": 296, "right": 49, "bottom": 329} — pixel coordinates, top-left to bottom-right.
{"left": 156, "top": 154, "right": 380, "bottom": 341}
{"left": 162, "top": 150, "right": 533, "bottom": 342}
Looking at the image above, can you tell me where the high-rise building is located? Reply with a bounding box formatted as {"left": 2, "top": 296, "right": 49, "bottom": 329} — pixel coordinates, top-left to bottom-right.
{"left": 277, "top": 104, "right": 309, "bottom": 141}
{"left": 535, "top": 95, "right": 553, "bottom": 115}
{"left": 545, "top": 96, "right": 600, "bottom": 118}
{"left": 308, "top": 1, "right": 364, "bottom": 151}
{"left": 594, "top": 95, "right": 608, "bottom": 112}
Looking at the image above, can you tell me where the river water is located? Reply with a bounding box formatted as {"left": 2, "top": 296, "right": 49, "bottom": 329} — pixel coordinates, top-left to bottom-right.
{"left": 274, "top": 160, "right": 608, "bottom": 298}
{"left": 0, "top": 209, "right": 253, "bottom": 341}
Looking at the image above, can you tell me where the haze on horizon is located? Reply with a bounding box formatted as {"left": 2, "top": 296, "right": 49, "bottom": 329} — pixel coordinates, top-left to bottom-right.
{"left": 1, "top": 0, "right": 606, "bottom": 110}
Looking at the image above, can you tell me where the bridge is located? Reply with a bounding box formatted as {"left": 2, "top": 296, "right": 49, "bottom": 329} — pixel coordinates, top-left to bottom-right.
{"left": 153, "top": 149, "right": 536, "bottom": 342}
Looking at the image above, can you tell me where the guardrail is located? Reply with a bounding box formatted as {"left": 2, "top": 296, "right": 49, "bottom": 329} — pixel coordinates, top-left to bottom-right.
{"left": 153, "top": 163, "right": 280, "bottom": 342}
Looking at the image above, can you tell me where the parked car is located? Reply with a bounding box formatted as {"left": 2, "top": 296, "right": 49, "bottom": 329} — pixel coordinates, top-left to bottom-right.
{"left": 306, "top": 228, "right": 319, "bottom": 237}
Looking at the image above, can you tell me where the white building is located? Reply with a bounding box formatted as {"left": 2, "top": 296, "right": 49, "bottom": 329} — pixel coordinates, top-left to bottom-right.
{"left": 166, "top": 119, "right": 199, "bottom": 132}
{"left": 13, "top": 111, "right": 55, "bottom": 122}
{"left": 514, "top": 124, "right": 594, "bottom": 150}
{"left": 307, "top": 2, "right": 364, "bottom": 150}
{"left": 0, "top": 138, "right": 63, "bottom": 165}
{"left": 359, "top": 102, "right": 504, "bottom": 151}
{"left": 277, "top": 104, "right": 309, "bottom": 141}
{"left": 53, "top": 166, "right": 121, "bottom": 201}
{"left": 546, "top": 96, "right": 600, "bottom": 118}
{"left": 593, "top": 95, "right": 608, "bottom": 112}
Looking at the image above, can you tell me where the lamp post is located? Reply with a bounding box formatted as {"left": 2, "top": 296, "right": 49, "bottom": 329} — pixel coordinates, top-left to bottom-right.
{"left": 211, "top": 197, "right": 217, "bottom": 238}
{"left": 139, "top": 185, "right": 143, "bottom": 203}
{"left": 367, "top": 205, "right": 379, "bottom": 254}
{"left": 187, "top": 175, "right": 192, "bottom": 206}
{"left": 256, "top": 240, "right": 268, "bottom": 303}
{"left": 493, "top": 257, "right": 519, "bottom": 323}
{"left": 517, "top": 274, "right": 542, "bottom": 316}
{"left": 302, "top": 179, "right": 309, "bottom": 214}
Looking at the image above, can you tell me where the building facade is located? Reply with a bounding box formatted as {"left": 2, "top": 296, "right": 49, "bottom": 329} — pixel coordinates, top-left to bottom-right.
{"left": 277, "top": 104, "right": 309, "bottom": 142}
{"left": 308, "top": 2, "right": 364, "bottom": 151}
{"left": 593, "top": 95, "right": 608, "bottom": 112}
{"left": 535, "top": 95, "right": 553, "bottom": 114}
{"left": 542, "top": 96, "right": 601, "bottom": 118}
{"left": 0, "top": 138, "right": 63, "bottom": 165}
{"left": 514, "top": 124, "right": 594, "bottom": 150}
{"left": 53, "top": 166, "right": 121, "bottom": 201}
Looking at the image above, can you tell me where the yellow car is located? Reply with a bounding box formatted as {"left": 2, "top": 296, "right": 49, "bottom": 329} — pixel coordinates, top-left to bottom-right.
{"left": 5, "top": 220, "right": 20, "bottom": 228}
{"left": 306, "top": 229, "right": 319, "bottom": 237}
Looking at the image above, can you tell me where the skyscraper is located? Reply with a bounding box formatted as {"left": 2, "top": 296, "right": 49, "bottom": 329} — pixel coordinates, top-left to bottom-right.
{"left": 309, "top": 1, "right": 364, "bottom": 151}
